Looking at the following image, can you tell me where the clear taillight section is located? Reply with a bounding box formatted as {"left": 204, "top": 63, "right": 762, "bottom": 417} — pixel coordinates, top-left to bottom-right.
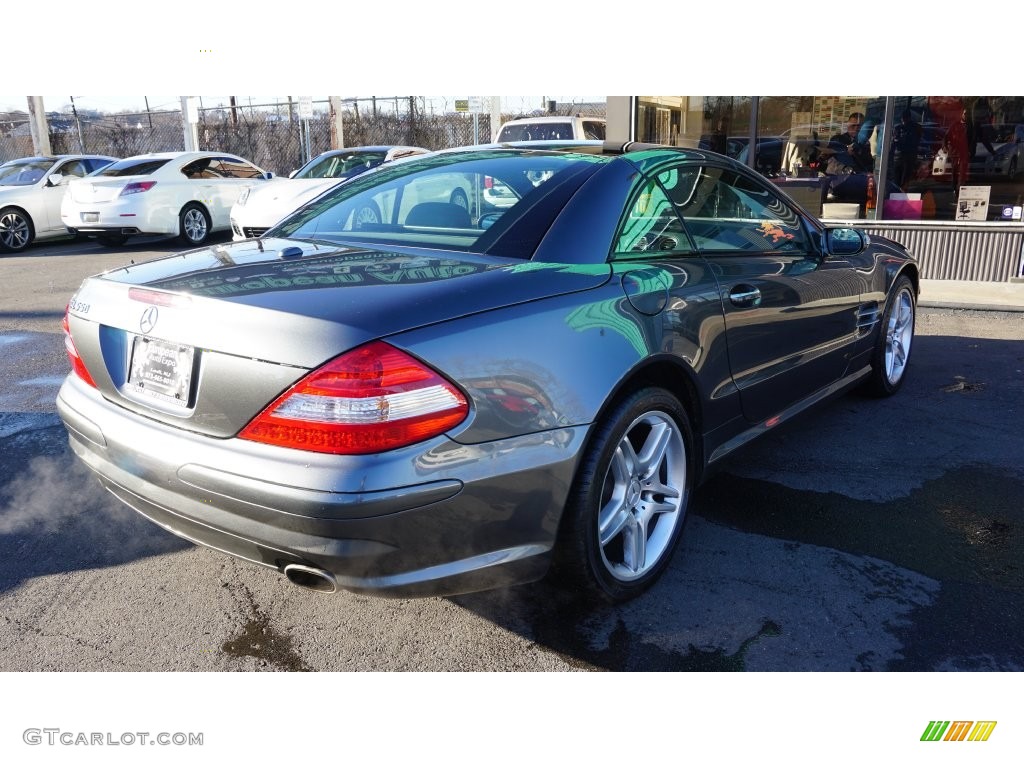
{"left": 239, "top": 341, "right": 468, "bottom": 455}
{"left": 62, "top": 304, "right": 97, "bottom": 388}
{"left": 119, "top": 181, "right": 157, "bottom": 196}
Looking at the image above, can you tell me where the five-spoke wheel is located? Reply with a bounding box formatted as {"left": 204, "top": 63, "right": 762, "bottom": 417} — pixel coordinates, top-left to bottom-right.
{"left": 865, "top": 274, "right": 916, "bottom": 396}
{"left": 556, "top": 387, "right": 692, "bottom": 602}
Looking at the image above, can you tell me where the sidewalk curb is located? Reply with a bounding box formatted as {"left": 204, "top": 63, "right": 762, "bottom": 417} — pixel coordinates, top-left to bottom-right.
{"left": 918, "top": 300, "right": 1024, "bottom": 313}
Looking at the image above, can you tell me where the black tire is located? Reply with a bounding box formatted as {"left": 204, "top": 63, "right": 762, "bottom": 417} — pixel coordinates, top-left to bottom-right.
{"left": 449, "top": 188, "right": 469, "bottom": 211}
{"left": 96, "top": 234, "right": 129, "bottom": 247}
{"left": 179, "top": 203, "right": 211, "bottom": 246}
{"left": 354, "top": 200, "right": 382, "bottom": 229}
{"left": 554, "top": 387, "right": 693, "bottom": 603}
{"left": 863, "top": 274, "right": 916, "bottom": 397}
{"left": 0, "top": 207, "right": 34, "bottom": 253}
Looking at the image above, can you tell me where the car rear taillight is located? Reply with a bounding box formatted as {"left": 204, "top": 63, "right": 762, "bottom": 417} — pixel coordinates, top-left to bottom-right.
{"left": 62, "top": 304, "right": 97, "bottom": 388}
{"left": 128, "top": 287, "right": 191, "bottom": 307}
{"left": 119, "top": 181, "right": 157, "bottom": 196}
{"left": 238, "top": 341, "right": 468, "bottom": 455}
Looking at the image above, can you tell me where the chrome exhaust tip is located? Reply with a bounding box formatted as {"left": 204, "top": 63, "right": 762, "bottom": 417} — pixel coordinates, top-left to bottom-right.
{"left": 283, "top": 564, "right": 338, "bottom": 594}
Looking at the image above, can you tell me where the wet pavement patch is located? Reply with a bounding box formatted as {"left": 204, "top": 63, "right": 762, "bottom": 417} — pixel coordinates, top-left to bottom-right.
{"left": 694, "top": 465, "right": 1024, "bottom": 668}
{"left": 941, "top": 375, "right": 986, "bottom": 393}
{"left": 221, "top": 582, "right": 310, "bottom": 672}
{"left": 695, "top": 465, "right": 1023, "bottom": 590}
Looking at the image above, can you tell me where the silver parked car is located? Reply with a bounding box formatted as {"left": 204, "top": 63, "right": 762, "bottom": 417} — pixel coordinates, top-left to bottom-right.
{"left": 58, "top": 142, "right": 918, "bottom": 602}
{"left": 0, "top": 154, "right": 117, "bottom": 252}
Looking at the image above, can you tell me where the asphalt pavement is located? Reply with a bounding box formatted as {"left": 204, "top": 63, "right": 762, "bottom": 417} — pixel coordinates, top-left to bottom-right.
{"left": 0, "top": 238, "right": 1022, "bottom": 671}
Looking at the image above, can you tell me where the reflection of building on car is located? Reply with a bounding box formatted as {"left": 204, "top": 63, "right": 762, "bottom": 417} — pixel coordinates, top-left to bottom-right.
{"left": 0, "top": 154, "right": 118, "bottom": 252}
{"left": 496, "top": 116, "right": 606, "bottom": 142}
{"left": 230, "top": 146, "right": 428, "bottom": 240}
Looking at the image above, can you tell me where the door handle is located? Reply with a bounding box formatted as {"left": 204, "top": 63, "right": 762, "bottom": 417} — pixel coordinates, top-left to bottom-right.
{"left": 729, "top": 285, "right": 762, "bottom": 308}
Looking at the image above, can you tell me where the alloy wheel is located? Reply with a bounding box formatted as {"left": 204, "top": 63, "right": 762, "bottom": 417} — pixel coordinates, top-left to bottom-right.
{"left": 597, "top": 410, "right": 686, "bottom": 581}
{"left": 0, "top": 211, "right": 30, "bottom": 251}
{"left": 885, "top": 286, "right": 915, "bottom": 385}
{"left": 183, "top": 208, "right": 208, "bottom": 243}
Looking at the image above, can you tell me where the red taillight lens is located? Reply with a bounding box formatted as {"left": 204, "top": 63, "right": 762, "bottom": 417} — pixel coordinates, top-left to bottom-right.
{"left": 119, "top": 181, "right": 157, "bottom": 196}
{"left": 239, "top": 341, "right": 468, "bottom": 455}
{"left": 62, "top": 304, "right": 97, "bottom": 388}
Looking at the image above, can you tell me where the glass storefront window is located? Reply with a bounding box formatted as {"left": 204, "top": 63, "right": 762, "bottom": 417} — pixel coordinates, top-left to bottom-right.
{"left": 636, "top": 96, "right": 751, "bottom": 151}
{"left": 759, "top": 96, "right": 884, "bottom": 220}
{"left": 886, "top": 96, "right": 1024, "bottom": 223}
{"left": 634, "top": 95, "right": 1024, "bottom": 223}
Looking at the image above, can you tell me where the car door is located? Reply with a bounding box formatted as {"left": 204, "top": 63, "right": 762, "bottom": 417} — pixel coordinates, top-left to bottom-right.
{"left": 180, "top": 157, "right": 224, "bottom": 226}
{"left": 667, "top": 163, "right": 865, "bottom": 425}
{"left": 212, "top": 156, "right": 267, "bottom": 229}
{"left": 40, "top": 159, "right": 90, "bottom": 233}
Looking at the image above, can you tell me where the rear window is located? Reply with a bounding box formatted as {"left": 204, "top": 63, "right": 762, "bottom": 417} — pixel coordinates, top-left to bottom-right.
{"left": 94, "top": 158, "right": 171, "bottom": 177}
{"left": 271, "top": 150, "right": 600, "bottom": 257}
{"left": 498, "top": 122, "right": 575, "bottom": 142}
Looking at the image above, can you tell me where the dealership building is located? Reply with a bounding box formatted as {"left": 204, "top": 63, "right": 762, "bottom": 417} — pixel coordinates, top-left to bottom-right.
{"left": 604, "top": 96, "right": 1024, "bottom": 282}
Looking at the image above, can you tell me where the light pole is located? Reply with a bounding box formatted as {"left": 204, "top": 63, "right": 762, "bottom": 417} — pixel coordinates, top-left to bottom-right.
{"left": 69, "top": 96, "right": 86, "bottom": 153}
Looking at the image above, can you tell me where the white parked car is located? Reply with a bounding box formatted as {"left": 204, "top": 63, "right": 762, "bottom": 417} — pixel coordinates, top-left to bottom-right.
{"left": 230, "top": 145, "right": 427, "bottom": 240}
{"left": 62, "top": 151, "right": 273, "bottom": 247}
{"left": 496, "top": 116, "right": 606, "bottom": 142}
{"left": 0, "top": 154, "right": 117, "bottom": 252}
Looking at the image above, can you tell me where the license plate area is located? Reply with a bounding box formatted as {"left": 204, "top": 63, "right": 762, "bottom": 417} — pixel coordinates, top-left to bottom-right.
{"left": 127, "top": 336, "right": 196, "bottom": 408}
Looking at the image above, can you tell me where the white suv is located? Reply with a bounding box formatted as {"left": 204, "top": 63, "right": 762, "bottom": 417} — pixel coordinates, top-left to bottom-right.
{"left": 496, "top": 116, "right": 606, "bottom": 142}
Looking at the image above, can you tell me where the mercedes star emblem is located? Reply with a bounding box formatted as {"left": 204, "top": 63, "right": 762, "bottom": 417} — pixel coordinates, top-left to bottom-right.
{"left": 139, "top": 306, "right": 159, "bottom": 335}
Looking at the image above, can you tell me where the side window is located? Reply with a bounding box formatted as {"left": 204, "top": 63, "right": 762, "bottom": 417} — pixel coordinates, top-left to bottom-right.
{"left": 180, "top": 159, "right": 223, "bottom": 179}
{"left": 612, "top": 175, "right": 692, "bottom": 258}
{"left": 56, "top": 160, "right": 88, "bottom": 179}
{"left": 668, "top": 165, "right": 809, "bottom": 253}
{"left": 583, "top": 121, "right": 606, "bottom": 140}
{"left": 84, "top": 158, "right": 113, "bottom": 173}
{"left": 218, "top": 157, "right": 264, "bottom": 179}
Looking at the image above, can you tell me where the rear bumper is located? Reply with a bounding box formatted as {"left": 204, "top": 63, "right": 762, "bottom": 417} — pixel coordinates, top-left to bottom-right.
{"left": 61, "top": 198, "right": 179, "bottom": 237}
{"left": 57, "top": 375, "right": 586, "bottom": 597}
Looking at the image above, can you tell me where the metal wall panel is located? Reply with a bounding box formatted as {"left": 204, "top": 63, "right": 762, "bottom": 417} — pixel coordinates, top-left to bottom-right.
{"left": 860, "top": 225, "right": 1024, "bottom": 281}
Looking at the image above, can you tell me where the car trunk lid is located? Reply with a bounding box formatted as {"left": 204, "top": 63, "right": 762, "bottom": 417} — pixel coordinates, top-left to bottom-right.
{"left": 68, "top": 176, "right": 146, "bottom": 203}
{"left": 65, "top": 238, "right": 610, "bottom": 437}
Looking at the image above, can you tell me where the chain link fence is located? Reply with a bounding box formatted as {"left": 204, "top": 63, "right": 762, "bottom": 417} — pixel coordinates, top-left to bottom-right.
{"left": 1, "top": 98, "right": 607, "bottom": 174}
{"left": 0, "top": 111, "right": 184, "bottom": 163}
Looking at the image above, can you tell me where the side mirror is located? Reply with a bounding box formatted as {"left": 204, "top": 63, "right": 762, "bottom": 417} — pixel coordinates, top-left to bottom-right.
{"left": 825, "top": 227, "right": 866, "bottom": 256}
{"left": 47, "top": 173, "right": 64, "bottom": 186}
{"left": 263, "top": 171, "right": 275, "bottom": 180}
